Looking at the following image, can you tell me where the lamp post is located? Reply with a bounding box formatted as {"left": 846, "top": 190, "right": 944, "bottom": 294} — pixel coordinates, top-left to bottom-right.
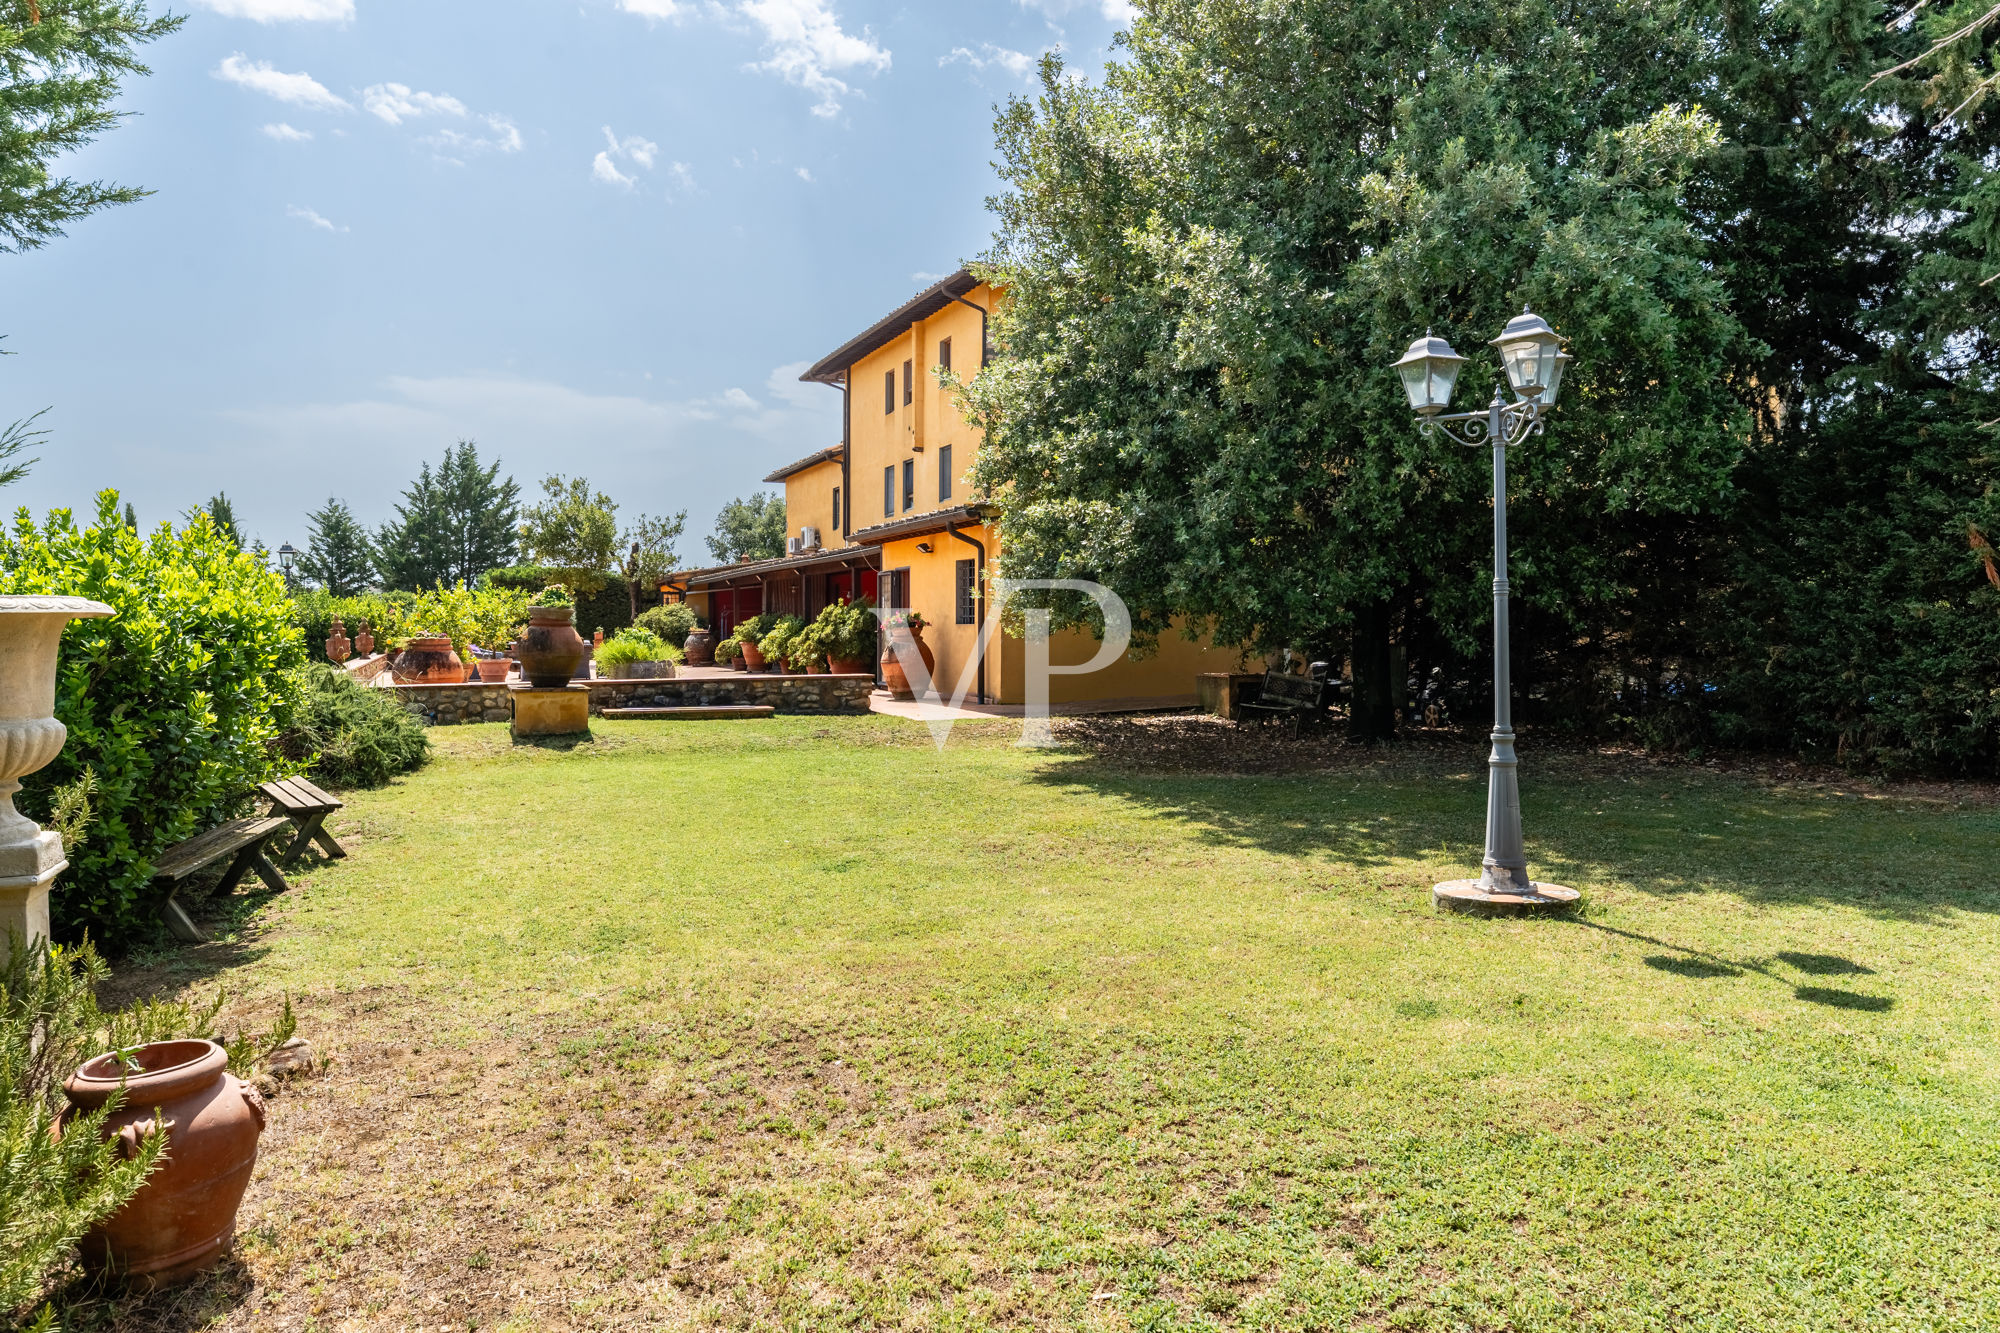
{"left": 1392, "top": 307, "right": 1578, "bottom": 916}
{"left": 277, "top": 542, "right": 298, "bottom": 588}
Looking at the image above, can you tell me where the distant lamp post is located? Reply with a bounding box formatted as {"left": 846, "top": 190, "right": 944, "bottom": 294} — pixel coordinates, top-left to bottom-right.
{"left": 1392, "top": 307, "right": 1578, "bottom": 916}
{"left": 277, "top": 542, "right": 298, "bottom": 587}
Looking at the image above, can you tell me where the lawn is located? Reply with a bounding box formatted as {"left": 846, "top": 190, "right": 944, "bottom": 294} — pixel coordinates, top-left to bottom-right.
{"left": 75, "top": 714, "right": 2000, "bottom": 1331}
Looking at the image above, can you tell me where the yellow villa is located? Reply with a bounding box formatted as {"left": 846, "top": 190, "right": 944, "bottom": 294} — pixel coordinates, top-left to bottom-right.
{"left": 671, "top": 269, "right": 1246, "bottom": 706}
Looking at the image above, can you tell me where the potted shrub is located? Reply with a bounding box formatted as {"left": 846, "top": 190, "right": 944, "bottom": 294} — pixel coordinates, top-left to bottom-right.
{"left": 881, "top": 610, "right": 934, "bottom": 700}
{"left": 714, "top": 635, "right": 744, "bottom": 669}
{"left": 596, "top": 627, "right": 681, "bottom": 679}
{"left": 822, "top": 597, "right": 878, "bottom": 674}
{"left": 733, "top": 613, "right": 777, "bottom": 671}
{"left": 759, "top": 615, "right": 806, "bottom": 674}
{"left": 515, "top": 585, "right": 588, "bottom": 687}
{"left": 790, "top": 619, "right": 830, "bottom": 674}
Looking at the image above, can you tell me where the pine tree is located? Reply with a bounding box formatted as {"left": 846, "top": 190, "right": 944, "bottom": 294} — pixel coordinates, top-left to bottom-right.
{"left": 436, "top": 440, "right": 519, "bottom": 583}
{"left": 298, "top": 496, "right": 374, "bottom": 595}
{"left": 121, "top": 501, "right": 136, "bottom": 530}
{"left": 372, "top": 464, "right": 452, "bottom": 592}
{"left": 194, "top": 492, "right": 243, "bottom": 549}
{"left": 0, "top": 1, "right": 183, "bottom": 253}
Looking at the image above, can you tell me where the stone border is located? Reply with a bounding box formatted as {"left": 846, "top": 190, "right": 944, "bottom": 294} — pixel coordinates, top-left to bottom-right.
{"left": 386, "top": 674, "right": 875, "bottom": 725}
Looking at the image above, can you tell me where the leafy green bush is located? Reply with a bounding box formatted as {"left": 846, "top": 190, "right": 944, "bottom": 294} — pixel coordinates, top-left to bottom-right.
{"left": 282, "top": 667, "right": 430, "bottom": 788}
{"left": 594, "top": 628, "right": 679, "bottom": 670}
{"left": 288, "top": 588, "right": 418, "bottom": 663}
{"left": 758, "top": 615, "right": 806, "bottom": 666}
{"left": 809, "top": 597, "right": 877, "bottom": 665}
{"left": 2, "top": 941, "right": 162, "bottom": 1325}
{"left": 787, "top": 619, "right": 829, "bottom": 671}
{"left": 486, "top": 564, "right": 643, "bottom": 633}
{"left": 528, "top": 584, "right": 571, "bottom": 608}
{"left": 736, "top": 612, "right": 780, "bottom": 643}
{"left": 714, "top": 635, "right": 743, "bottom": 664}
{"left": 2, "top": 494, "right": 306, "bottom": 945}
{"left": 634, "top": 602, "right": 702, "bottom": 648}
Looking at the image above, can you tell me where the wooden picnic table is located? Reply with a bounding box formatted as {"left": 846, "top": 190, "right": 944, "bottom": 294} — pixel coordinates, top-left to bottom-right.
{"left": 152, "top": 816, "right": 292, "bottom": 943}
{"left": 259, "top": 775, "right": 346, "bottom": 868}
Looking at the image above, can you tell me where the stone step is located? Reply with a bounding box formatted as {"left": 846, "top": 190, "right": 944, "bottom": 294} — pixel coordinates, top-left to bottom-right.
{"left": 598, "top": 705, "right": 776, "bottom": 720}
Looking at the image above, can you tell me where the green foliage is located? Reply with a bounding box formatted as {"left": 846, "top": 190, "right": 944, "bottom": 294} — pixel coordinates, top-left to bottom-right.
{"left": 374, "top": 442, "right": 521, "bottom": 592}
{"left": 287, "top": 588, "right": 416, "bottom": 663}
{"left": 1, "top": 492, "right": 307, "bottom": 944}
{"left": 398, "top": 582, "right": 529, "bottom": 655}
{"left": 713, "top": 634, "right": 743, "bottom": 664}
{"left": 735, "top": 612, "right": 780, "bottom": 644}
{"left": 634, "top": 601, "right": 702, "bottom": 648}
{"left": 704, "top": 492, "right": 787, "bottom": 564}
{"left": 757, "top": 615, "right": 807, "bottom": 666}
{"left": 814, "top": 597, "right": 878, "bottom": 663}
{"left": 0, "top": 0, "right": 184, "bottom": 254}
{"left": 101, "top": 988, "right": 296, "bottom": 1079}
{"left": 787, "top": 619, "right": 829, "bottom": 672}
{"left": 594, "top": 628, "right": 679, "bottom": 670}
{"left": 0, "top": 410, "right": 46, "bottom": 492}
{"left": 297, "top": 496, "right": 373, "bottom": 596}
{"left": 519, "top": 475, "right": 618, "bottom": 597}
{"left": 486, "top": 564, "right": 636, "bottom": 632}
{"left": 1, "top": 940, "right": 162, "bottom": 1323}
{"left": 195, "top": 493, "right": 243, "bottom": 551}
{"left": 621, "top": 512, "right": 686, "bottom": 590}
{"left": 528, "top": 584, "right": 571, "bottom": 608}
{"left": 282, "top": 666, "right": 430, "bottom": 789}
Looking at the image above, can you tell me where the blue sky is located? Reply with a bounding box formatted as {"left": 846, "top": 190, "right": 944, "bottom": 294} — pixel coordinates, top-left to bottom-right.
{"left": 4, "top": 0, "right": 1130, "bottom": 559}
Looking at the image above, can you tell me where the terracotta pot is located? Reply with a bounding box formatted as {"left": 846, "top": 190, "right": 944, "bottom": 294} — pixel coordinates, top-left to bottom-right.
{"left": 64, "top": 1040, "right": 265, "bottom": 1286}
{"left": 684, "top": 627, "right": 715, "bottom": 667}
{"left": 353, "top": 621, "right": 376, "bottom": 658}
{"left": 473, "top": 658, "right": 511, "bottom": 682}
{"left": 324, "top": 618, "right": 351, "bottom": 665}
{"left": 881, "top": 626, "right": 936, "bottom": 701}
{"left": 739, "top": 640, "right": 767, "bottom": 671}
{"left": 806, "top": 662, "right": 826, "bottom": 675}
{"left": 828, "top": 655, "right": 870, "bottom": 675}
{"left": 390, "top": 636, "right": 467, "bottom": 684}
{"left": 516, "top": 607, "right": 588, "bottom": 687}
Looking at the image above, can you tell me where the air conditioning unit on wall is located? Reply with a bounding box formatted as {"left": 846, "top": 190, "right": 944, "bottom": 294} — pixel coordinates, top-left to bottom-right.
{"left": 786, "top": 536, "right": 802, "bottom": 556}
{"left": 802, "top": 526, "right": 821, "bottom": 550}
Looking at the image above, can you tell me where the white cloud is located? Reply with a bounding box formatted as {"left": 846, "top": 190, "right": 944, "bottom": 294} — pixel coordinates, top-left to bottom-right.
{"left": 423, "top": 115, "right": 523, "bottom": 161}
{"left": 262, "top": 122, "right": 313, "bottom": 141}
{"left": 738, "top": 0, "right": 890, "bottom": 118}
{"left": 592, "top": 127, "right": 660, "bottom": 188}
{"left": 1016, "top": 0, "right": 1135, "bottom": 23}
{"left": 592, "top": 152, "right": 636, "bottom": 188}
{"left": 795, "top": 165, "right": 813, "bottom": 182}
{"left": 286, "top": 205, "right": 345, "bottom": 232}
{"left": 361, "top": 82, "right": 469, "bottom": 125}
{"left": 213, "top": 55, "right": 351, "bottom": 112}
{"left": 619, "top": 0, "right": 680, "bottom": 16}
{"left": 910, "top": 270, "right": 947, "bottom": 283}
{"left": 669, "top": 161, "right": 698, "bottom": 192}
{"left": 941, "top": 44, "right": 1034, "bottom": 77}
{"left": 193, "top": 0, "right": 354, "bottom": 20}
{"left": 720, "top": 387, "right": 759, "bottom": 410}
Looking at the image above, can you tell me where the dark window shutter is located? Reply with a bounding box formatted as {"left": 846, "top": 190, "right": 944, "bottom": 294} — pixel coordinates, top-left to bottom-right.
{"left": 832, "top": 486, "right": 840, "bottom": 533}
{"left": 901, "top": 459, "right": 914, "bottom": 511}
{"left": 939, "top": 338, "right": 952, "bottom": 372}
{"left": 938, "top": 444, "right": 952, "bottom": 501}
{"left": 903, "top": 360, "right": 913, "bottom": 406}
{"left": 885, "top": 371, "right": 895, "bottom": 414}
{"left": 883, "top": 466, "right": 893, "bottom": 517}
{"left": 955, "top": 559, "right": 975, "bottom": 624}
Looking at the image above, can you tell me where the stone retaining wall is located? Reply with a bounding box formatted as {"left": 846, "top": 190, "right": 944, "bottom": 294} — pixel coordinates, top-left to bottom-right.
{"left": 388, "top": 673, "right": 874, "bottom": 725}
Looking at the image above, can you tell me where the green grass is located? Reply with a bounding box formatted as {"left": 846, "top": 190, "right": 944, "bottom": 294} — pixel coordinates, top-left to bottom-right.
{"left": 91, "top": 716, "right": 2000, "bottom": 1330}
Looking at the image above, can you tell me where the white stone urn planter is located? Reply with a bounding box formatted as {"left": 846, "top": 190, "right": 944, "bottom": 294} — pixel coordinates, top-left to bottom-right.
{"left": 0, "top": 595, "right": 114, "bottom": 950}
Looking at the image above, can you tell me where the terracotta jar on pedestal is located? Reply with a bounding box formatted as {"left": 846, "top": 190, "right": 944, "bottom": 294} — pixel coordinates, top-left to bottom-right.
{"left": 354, "top": 620, "right": 376, "bottom": 657}
{"left": 516, "top": 606, "right": 588, "bottom": 687}
{"left": 324, "top": 618, "right": 351, "bottom": 664}
{"left": 64, "top": 1040, "right": 266, "bottom": 1286}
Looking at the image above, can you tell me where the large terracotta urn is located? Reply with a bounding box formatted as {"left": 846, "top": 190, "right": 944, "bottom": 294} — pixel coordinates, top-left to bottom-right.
{"left": 881, "top": 624, "right": 936, "bottom": 701}
{"left": 390, "top": 636, "right": 467, "bottom": 684}
{"left": 64, "top": 1039, "right": 266, "bottom": 1286}
{"left": 472, "top": 657, "right": 511, "bottom": 682}
{"left": 683, "top": 626, "right": 715, "bottom": 667}
{"left": 0, "top": 596, "right": 115, "bottom": 950}
{"left": 324, "top": 617, "right": 351, "bottom": 664}
{"left": 354, "top": 620, "right": 376, "bottom": 657}
{"left": 739, "top": 639, "right": 767, "bottom": 671}
{"left": 516, "top": 606, "right": 588, "bottom": 687}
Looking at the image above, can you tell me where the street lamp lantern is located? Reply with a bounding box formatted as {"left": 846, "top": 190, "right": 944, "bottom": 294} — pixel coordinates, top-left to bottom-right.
{"left": 1392, "top": 304, "right": 1579, "bottom": 916}
{"left": 1391, "top": 331, "right": 1467, "bottom": 416}
{"left": 277, "top": 542, "right": 298, "bottom": 574}
{"left": 1489, "top": 307, "right": 1568, "bottom": 404}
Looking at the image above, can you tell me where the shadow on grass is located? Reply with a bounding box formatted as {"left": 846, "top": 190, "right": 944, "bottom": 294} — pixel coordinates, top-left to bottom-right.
{"left": 1031, "top": 744, "right": 1998, "bottom": 923}
{"left": 1573, "top": 920, "right": 1895, "bottom": 1012}
{"left": 56, "top": 1253, "right": 256, "bottom": 1333}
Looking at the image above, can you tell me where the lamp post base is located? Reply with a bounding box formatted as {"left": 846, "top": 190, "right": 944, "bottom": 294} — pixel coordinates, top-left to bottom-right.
{"left": 1432, "top": 879, "right": 1579, "bottom": 917}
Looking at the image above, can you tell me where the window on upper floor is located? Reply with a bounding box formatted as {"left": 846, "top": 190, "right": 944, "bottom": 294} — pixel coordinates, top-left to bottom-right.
{"left": 939, "top": 337, "right": 952, "bottom": 373}
{"left": 884, "top": 370, "right": 895, "bottom": 415}
{"left": 901, "top": 458, "right": 914, "bottom": 512}
{"left": 938, "top": 444, "right": 953, "bottom": 502}
{"left": 883, "top": 465, "right": 893, "bottom": 517}
{"left": 832, "top": 486, "right": 841, "bottom": 534}
{"left": 903, "top": 359, "right": 913, "bottom": 406}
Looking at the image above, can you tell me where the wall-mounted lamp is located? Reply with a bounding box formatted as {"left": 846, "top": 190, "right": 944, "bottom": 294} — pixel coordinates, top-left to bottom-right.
{"left": 916, "top": 542, "right": 933, "bottom": 553}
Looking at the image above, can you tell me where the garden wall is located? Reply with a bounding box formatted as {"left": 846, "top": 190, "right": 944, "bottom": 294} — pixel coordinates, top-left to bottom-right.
{"left": 387, "top": 674, "right": 875, "bottom": 725}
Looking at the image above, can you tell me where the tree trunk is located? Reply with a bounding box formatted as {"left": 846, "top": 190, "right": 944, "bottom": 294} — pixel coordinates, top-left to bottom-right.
{"left": 1348, "top": 599, "right": 1398, "bottom": 741}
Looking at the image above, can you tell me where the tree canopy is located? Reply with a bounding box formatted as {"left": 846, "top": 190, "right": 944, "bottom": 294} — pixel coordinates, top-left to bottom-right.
{"left": 967, "top": 0, "right": 2000, "bottom": 762}
{"left": 374, "top": 442, "right": 520, "bottom": 592}
{"left": 704, "top": 492, "right": 787, "bottom": 564}
{"left": 519, "top": 474, "right": 619, "bottom": 596}
{"left": 298, "top": 496, "right": 373, "bottom": 596}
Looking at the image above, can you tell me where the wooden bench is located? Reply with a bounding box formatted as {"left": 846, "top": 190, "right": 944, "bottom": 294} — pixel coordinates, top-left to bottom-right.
{"left": 1236, "top": 660, "right": 1340, "bottom": 731}
{"left": 152, "top": 816, "right": 292, "bottom": 943}
{"left": 259, "top": 775, "right": 346, "bottom": 868}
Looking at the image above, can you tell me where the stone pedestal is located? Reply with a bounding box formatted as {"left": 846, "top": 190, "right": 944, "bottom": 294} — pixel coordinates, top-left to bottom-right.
{"left": 0, "top": 830, "right": 66, "bottom": 951}
{"left": 510, "top": 683, "right": 590, "bottom": 739}
{"left": 1432, "top": 879, "right": 1579, "bottom": 917}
